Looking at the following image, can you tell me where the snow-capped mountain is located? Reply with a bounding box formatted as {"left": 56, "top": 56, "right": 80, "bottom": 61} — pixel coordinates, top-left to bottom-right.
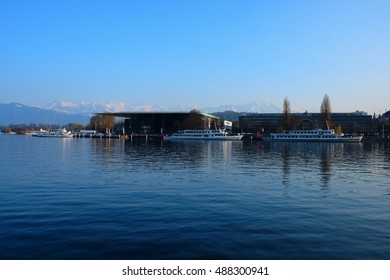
{"left": 126, "top": 100, "right": 281, "bottom": 113}
{"left": 0, "top": 100, "right": 281, "bottom": 125}
{"left": 41, "top": 100, "right": 281, "bottom": 115}
{"left": 42, "top": 101, "right": 180, "bottom": 114}
{"left": 202, "top": 100, "right": 281, "bottom": 113}
{"left": 42, "top": 101, "right": 127, "bottom": 115}
{"left": 128, "top": 104, "right": 173, "bottom": 112}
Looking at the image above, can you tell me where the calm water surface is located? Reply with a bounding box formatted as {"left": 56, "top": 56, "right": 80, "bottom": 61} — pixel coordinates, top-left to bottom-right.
{"left": 1, "top": 135, "right": 389, "bottom": 259}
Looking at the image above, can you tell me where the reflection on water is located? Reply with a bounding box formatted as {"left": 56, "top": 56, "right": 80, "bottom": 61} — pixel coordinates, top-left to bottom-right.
{"left": 0, "top": 136, "right": 389, "bottom": 259}
{"left": 87, "top": 139, "right": 373, "bottom": 190}
{"left": 272, "top": 142, "right": 343, "bottom": 188}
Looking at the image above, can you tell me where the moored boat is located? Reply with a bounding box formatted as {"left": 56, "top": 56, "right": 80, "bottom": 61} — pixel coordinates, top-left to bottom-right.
{"left": 261, "top": 129, "right": 363, "bottom": 142}
{"left": 163, "top": 129, "right": 243, "bottom": 141}
{"left": 31, "top": 128, "right": 73, "bottom": 138}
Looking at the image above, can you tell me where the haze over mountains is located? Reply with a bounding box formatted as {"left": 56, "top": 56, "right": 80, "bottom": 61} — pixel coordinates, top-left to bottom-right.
{"left": 0, "top": 100, "right": 282, "bottom": 125}
{"left": 42, "top": 101, "right": 128, "bottom": 115}
{"left": 0, "top": 103, "right": 91, "bottom": 126}
{"left": 43, "top": 100, "right": 282, "bottom": 114}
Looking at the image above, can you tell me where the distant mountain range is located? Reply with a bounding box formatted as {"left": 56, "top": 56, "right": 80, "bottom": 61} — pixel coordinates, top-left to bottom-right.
{"left": 42, "top": 101, "right": 127, "bottom": 115}
{"left": 202, "top": 100, "right": 281, "bottom": 114}
{"left": 42, "top": 100, "right": 281, "bottom": 114}
{"left": 0, "top": 100, "right": 281, "bottom": 125}
{"left": 0, "top": 103, "right": 90, "bottom": 126}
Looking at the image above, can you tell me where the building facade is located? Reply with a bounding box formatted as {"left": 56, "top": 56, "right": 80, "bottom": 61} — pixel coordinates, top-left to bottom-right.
{"left": 239, "top": 111, "right": 374, "bottom": 134}
{"left": 102, "top": 112, "right": 220, "bottom": 135}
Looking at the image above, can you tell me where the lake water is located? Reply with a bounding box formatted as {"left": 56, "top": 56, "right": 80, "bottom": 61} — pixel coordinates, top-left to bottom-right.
{"left": 1, "top": 135, "right": 389, "bottom": 260}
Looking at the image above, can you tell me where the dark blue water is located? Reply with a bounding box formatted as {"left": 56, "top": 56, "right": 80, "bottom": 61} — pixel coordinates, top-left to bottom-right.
{"left": 1, "top": 135, "right": 389, "bottom": 259}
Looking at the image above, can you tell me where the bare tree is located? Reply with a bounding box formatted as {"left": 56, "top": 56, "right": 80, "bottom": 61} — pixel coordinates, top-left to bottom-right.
{"left": 87, "top": 114, "right": 116, "bottom": 132}
{"left": 282, "top": 97, "right": 293, "bottom": 130}
{"left": 69, "top": 123, "right": 85, "bottom": 131}
{"left": 320, "top": 94, "right": 332, "bottom": 129}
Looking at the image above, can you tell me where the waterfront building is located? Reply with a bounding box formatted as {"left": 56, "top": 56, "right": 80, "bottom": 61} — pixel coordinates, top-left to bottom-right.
{"left": 375, "top": 110, "right": 390, "bottom": 139}
{"left": 239, "top": 111, "right": 374, "bottom": 134}
{"left": 379, "top": 110, "right": 390, "bottom": 122}
{"left": 100, "top": 111, "right": 220, "bottom": 135}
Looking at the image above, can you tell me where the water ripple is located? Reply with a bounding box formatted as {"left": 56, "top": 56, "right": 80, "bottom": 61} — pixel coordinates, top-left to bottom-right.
{"left": 0, "top": 136, "right": 389, "bottom": 259}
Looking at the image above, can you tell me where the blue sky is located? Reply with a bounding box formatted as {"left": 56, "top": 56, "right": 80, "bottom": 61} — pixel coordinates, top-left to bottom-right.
{"left": 1, "top": 0, "right": 389, "bottom": 114}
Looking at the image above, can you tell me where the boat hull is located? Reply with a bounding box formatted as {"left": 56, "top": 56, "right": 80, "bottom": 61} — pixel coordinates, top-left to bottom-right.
{"left": 261, "top": 136, "right": 363, "bottom": 142}
{"left": 31, "top": 128, "right": 73, "bottom": 138}
{"left": 163, "top": 129, "right": 243, "bottom": 141}
{"left": 163, "top": 135, "right": 243, "bottom": 141}
{"left": 32, "top": 134, "right": 73, "bottom": 138}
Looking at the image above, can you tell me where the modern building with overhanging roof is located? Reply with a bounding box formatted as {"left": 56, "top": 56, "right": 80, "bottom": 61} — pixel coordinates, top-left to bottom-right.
{"left": 100, "top": 111, "right": 220, "bottom": 135}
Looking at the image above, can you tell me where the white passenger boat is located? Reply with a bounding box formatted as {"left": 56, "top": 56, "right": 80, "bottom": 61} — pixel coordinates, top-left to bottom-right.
{"left": 32, "top": 128, "right": 74, "bottom": 138}
{"left": 163, "top": 129, "right": 243, "bottom": 141}
{"left": 262, "top": 129, "right": 363, "bottom": 142}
